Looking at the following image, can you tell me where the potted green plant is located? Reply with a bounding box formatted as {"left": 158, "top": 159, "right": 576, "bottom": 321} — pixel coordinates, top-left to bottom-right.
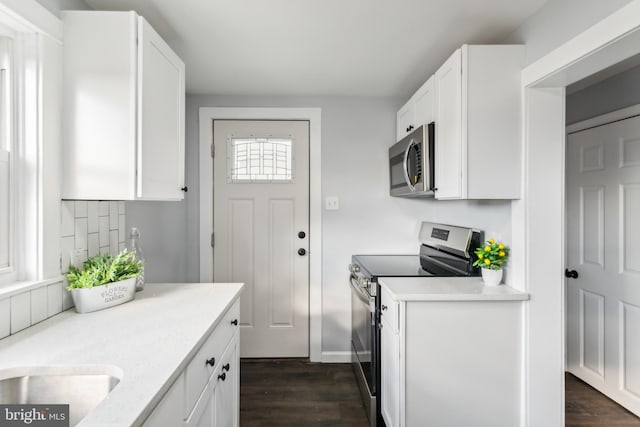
{"left": 473, "top": 238, "right": 510, "bottom": 286}
{"left": 66, "top": 249, "right": 143, "bottom": 313}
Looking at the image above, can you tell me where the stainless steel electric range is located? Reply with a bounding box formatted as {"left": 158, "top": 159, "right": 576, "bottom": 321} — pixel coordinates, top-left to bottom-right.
{"left": 349, "top": 221, "right": 483, "bottom": 427}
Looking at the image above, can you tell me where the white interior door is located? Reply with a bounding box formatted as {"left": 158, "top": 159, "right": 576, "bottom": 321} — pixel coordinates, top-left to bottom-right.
{"left": 213, "top": 120, "right": 309, "bottom": 357}
{"left": 566, "top": 113, "right": 640, "bottom": 415}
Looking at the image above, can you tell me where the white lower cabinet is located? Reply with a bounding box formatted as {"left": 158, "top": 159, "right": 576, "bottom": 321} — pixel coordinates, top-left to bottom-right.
{"left": 380, "top": 284, "right": 522, "bottom": 427}
{"left": 144, "top": 300, "right": 240, "bottom": 427}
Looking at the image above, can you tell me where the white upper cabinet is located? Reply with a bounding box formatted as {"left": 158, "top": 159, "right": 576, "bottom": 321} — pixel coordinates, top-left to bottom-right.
{"left": 62, "top": 11, "right": 185, "bottom": 201}
{"left": 396, "top": 76, "right": 435, "bottom": 141}
{"left": 434, "top": 45, "right": 523, "bottom": 199}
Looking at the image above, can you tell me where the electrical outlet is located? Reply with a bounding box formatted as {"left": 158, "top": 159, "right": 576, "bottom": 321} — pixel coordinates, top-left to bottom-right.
{"left": 325, "top": 197, "right": 339, "bottom": 210}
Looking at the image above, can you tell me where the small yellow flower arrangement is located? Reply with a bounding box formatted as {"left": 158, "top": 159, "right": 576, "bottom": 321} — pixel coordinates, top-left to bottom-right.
{"left": 473, "top": 238, "right": 510, "bottom": 271}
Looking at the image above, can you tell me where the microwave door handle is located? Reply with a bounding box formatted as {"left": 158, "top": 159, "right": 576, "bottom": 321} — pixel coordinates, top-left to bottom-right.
{"left": 402, "top": 140, "right": 416, "bottom": 192}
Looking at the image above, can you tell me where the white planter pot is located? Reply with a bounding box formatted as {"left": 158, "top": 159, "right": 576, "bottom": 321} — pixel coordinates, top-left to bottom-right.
{"left": 70, "top": 277, "right": 137, "bottom": 314}
{"left": 481, "top": 268, "right": 503, "bottom": 286}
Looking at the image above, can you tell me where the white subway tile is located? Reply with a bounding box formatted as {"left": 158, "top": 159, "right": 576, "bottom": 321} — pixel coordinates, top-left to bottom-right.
{"left": 88, "top": 233, "right": 100, "bottom": 258}
{"left": 60, "top": 236, "right": 75, "bottom": 274}
{"left": 99, "top": 201, "right": 109, "bottom": 216}
{"left": 0, "top": 298, "right": 10, "bottom": 339}
{"left": 61, "top": 201, "right": 75, "bottom": 237}
{"left": 11, "top": 293, "right": 31, "bottom": 334}
{"left": 109, "top": 202, "right": 118, "bottom": 230}
{"left": 47, "top": 282, "right": 63, "bottom": 318}
{"left": 75, "top": 200, "right": 88, "bottom": 218}
{"left": 74, "top": 217, "right": 88, "bottom": 251}
{"left": 119, "top": 201, "right": 125, "bottom": 215}
{"left": 31, "top": 287, "right": 48, "bottom": 325}
{"left": 118, "top": 215, "right": 126, "bottom": 243}
{"left": 99, "top": 216, "right": 109, "bottom": 247}
{"left": 87, "top": 201, "right": 99, "bottom": 233}
{"left": 109, "top": 230, "right": 118, "bottom": 255}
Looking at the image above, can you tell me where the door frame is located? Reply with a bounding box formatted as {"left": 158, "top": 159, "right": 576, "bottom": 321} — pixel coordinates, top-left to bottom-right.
{"left": 198, "top": 107, "right": 322, "bottom": 362}
{"left": 517, "top": 1, "right": 640, "bottom": 426}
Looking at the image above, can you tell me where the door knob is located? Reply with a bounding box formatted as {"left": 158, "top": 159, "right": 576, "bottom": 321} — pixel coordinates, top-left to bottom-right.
{"left": 298, "top": 231, "right": 306, "bottom": 239}
{"left": 565, "top": 269, "right": 579, "bottom": 279}
{"left": 298, "top": 248, "right": 307, "bottom": 256}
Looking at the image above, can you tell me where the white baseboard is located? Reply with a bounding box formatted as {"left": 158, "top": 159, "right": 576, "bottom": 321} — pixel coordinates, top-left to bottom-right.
{"left": 321, "top": 351, "right": 352, "bottom": 363}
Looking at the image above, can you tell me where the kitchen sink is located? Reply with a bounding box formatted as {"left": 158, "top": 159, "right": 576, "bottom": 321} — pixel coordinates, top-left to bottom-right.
{"left": 0, "top": 365, "right": 122, "bottom": 426}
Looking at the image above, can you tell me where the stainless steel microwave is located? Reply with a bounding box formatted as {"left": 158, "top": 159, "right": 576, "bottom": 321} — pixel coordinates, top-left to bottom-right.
{"left": 389, "top": 122, "right": 435, "bottom": 197}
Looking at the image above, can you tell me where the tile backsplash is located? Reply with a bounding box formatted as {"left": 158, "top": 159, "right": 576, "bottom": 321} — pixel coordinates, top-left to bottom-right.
{"left": 0, "top": 200, "right": 127, "bottom": 340}
{"left": 60, "top": 201, "right": 127, "bottom": 272}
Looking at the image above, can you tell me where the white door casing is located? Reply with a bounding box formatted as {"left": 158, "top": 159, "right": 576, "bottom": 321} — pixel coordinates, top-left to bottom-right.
{"left": 213, "top": 120, "right": 309, "bottom": 358}
{"left": 566, "top": 111, "right": 640, "bottom": 415}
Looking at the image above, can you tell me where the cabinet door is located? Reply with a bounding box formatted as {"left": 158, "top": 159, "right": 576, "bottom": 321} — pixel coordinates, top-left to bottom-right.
{"left": 143, "top": 374, "right": 185, "bottom": 427}
{"left": 137, "top": 17, "right": 186, "bottom": 200}
{"left": 396, "top": 100, "right": 415, "bottom": 142}
{"left": 434, "top": 49, "right": 463, "bottom": 199}
{"left": 185, "top": 380, "right": 214, "bottom": 427}
{"left": 413, "top": 76, "right": 435, "bottom": 127}
{"left": 214, "top": 332, "right": 239, "bottom": 427}
{"left": 381, "top": 317, "right": 400, "bottom": 427}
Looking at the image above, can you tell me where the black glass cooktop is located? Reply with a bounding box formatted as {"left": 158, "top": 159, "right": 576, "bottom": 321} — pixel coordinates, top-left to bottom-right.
{"left": 352, "top": 255, "right": 433, "bottom": 278}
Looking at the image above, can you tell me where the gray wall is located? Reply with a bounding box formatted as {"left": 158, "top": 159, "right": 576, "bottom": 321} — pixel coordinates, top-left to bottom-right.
{"left": 35, "top": 0, "right": 92, "bottom": 16}
{"left": 127, "top": 94, "right": 512, "bottom": 353}
{"left": 505, "top": 0, "right": 634, "bottom": 65}
{"left": 566, "top": 64, "right": 640, "bottom": 124}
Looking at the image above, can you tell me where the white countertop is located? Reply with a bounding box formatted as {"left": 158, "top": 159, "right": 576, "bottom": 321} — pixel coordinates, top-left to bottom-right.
{"left": 379, "top": 276, "right": 529, "bottom": 301}
{"left": 0, "top": 282, "right": 243, "bottom": 426}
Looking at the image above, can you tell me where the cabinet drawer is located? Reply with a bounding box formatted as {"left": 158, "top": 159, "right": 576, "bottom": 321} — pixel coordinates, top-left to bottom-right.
{"left": 184, "top": 300, "right": 240, "bottom": 418}
{"left": 380, "top": 285, "right": 400, "bottom": 334}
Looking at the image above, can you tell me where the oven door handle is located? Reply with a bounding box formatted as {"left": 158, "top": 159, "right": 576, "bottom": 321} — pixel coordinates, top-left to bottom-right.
{"left": 350, "top": 276, "right": 374, "bottom": 306}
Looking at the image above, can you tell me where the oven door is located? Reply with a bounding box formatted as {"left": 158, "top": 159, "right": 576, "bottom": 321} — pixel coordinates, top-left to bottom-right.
{"left": 350, "top": 275, "right": 377, "bottom": 425}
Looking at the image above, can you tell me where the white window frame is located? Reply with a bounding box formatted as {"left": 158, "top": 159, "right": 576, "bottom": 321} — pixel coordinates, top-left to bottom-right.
{"left": 0, "top": 36, "right": 12, "bottom": 276}
{"left": 0, "top": 1, "right": 63, "bottom": 288}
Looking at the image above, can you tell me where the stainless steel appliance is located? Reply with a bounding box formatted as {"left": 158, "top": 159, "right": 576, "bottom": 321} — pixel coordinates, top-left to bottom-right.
{"left": 389, "top": 122, "right": 435, "bottom": 198}
{"left": 349, "top": 221, "right": 482, "bottom": 427}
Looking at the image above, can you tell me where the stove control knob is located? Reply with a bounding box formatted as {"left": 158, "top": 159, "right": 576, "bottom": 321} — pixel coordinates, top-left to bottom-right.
{"left": 348, "top": 263, "right": 360, "bottom": 273}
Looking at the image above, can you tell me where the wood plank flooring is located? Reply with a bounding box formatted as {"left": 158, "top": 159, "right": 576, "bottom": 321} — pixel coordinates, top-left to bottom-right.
{"left": 240, "top": 362, "right": 640, "bottom": 426}
{"left": 240, "top": 359, "right": 369, "bottom": 427}
{"left": 566, "top": 372, "right": 640, "bottom": 426}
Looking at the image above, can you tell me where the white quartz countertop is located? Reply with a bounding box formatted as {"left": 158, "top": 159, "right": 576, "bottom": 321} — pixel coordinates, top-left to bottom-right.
{"left": 0, "top": 282, "right": 244, "bottom": 426}
{"left": 379, "top": 276, "right": 529, "bottom": 301}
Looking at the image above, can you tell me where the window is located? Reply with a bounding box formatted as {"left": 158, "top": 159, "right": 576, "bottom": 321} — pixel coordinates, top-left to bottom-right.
{"left": 0, "top": 37, "right": 11, "bottom": 271}
{"left": 227, "top": 137, "right": 294, "bottom": 183}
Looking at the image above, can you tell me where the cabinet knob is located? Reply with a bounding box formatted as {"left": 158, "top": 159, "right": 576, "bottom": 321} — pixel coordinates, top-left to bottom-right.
{"left": 231, "top": 319, "right": 238, "bottom": 326}
{"left": 298, "top": 248, "right": 307, "bottom": 256}
{"left": 298, "top": 231, "right": 306, "bottom": 239}
{"left": 222, "top": 363, "right": 230, "bottom": 372}
{"left": 218, "top": 372, "right": 226, "bottom": 381}
{"left": 205, "top": 357, "right": 215, "bottom": 367}
{"left": 181, "top": 186, "right": 188, "bottom": 192}
{"left": 406, "top": 125, "right": 414, "bottom": 132}
{"left": 381, "top": 305, "right": 387, "bottom": 311}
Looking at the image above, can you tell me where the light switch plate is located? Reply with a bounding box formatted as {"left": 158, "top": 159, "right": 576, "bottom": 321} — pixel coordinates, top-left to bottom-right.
{"left": 325, "top": 197, "right": 339, "bottom": 210}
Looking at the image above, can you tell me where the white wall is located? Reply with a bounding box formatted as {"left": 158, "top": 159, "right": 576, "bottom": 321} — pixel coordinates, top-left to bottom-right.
{"left": 34, "top": 0, "right": 91, "bottom": 17}
{"left": 140, "top": 94, "right": 511, "bottom": 353}
{"left": 566, "top": 64, "right": 640, "bottom": 124}
{"left": 505, "top": 0, "right": 635, "bottom": 65}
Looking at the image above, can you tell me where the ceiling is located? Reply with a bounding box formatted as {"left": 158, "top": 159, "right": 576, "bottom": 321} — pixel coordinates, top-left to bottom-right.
{"left": 85, "top": 0, "right": 548, "bottom": 98}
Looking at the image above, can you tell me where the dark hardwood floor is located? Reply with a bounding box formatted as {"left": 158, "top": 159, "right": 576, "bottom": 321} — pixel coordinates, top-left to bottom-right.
{"left": 566, "top": 372, "right": 640, "bottom": 426}
{"left": 240, "top": 359, "right": 369, "bottom": 427}
{"left": 240, "top": 362, "right": 640, "bottom": 426}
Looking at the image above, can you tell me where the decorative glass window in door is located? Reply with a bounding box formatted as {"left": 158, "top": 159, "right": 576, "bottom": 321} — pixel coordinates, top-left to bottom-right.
{"left": 227, "top": 136, "right": 294, "bottom": 183}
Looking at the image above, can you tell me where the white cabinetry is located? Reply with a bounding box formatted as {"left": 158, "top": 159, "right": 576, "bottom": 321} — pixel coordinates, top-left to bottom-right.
{"left": 396, "top": 77, "right": 435, "bottom": 141}
{"left": 61, "top": 11, "right": 185, "bottom": 201}
{"left": 434, "top": 45, "right": 523, "bottom": 199}
{"left": 144, "top": 300, "right": 240, "bottom": 427}
{"left": 380, "top": 283, "right": 522, "bottom": 427}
